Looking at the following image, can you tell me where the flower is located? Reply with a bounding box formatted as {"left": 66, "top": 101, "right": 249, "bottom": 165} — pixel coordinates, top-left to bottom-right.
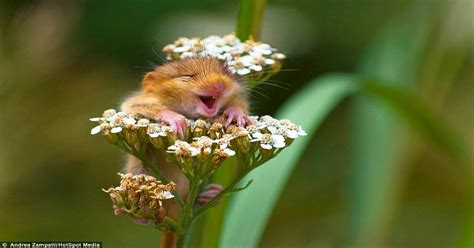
{"left": 161, "top": 33, "right": 285, "bottom": 78}
{"left": 103, "top": 173, "right": 176, "bottom": 224}
{"left": 90, "top": 123, "right": 109, "bottom": 135}
{"left": 90, "top": 109, "right": 306, "bottom": 163}
{"left": 136, "top": 118, "right": 150, "bottom": 127}
{"left": 167, "top": 140, "right": 200, "bottom": 157}
{"left": 251, "top": 133, "right": 286, "bottom": 149}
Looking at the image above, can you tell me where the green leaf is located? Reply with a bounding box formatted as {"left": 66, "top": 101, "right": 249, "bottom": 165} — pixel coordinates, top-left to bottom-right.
{"left": 361, "top": 81, "right": 467, "bottom": 161}
{"left": 347, "top": 1, "right": 444, "bottom": 246}
{"left": 218, "top": 71, "right": 468, "bottom": 247}
{"left": 220, "top": 74, "right": 359, "bottom": 248}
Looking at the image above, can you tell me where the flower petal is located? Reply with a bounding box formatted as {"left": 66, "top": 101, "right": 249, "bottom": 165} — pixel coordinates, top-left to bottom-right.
{"left": 90, "top": 126, "right": 102, "bottom": 135}
{"left": 111, "top": 127, "right": 123, "bottom": 133}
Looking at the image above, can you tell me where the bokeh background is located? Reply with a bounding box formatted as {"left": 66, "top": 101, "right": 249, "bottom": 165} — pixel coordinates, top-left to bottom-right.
{"left": 0, "top": 0, "right": 472, "bottom": 247}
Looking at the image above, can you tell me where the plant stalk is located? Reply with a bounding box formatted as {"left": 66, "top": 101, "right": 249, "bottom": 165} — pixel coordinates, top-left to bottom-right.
{"left": 236, "top": 0, "right": 267, "bottom": 41}
{"left": 176, "top": 179, "right": 201, "bottom": 248}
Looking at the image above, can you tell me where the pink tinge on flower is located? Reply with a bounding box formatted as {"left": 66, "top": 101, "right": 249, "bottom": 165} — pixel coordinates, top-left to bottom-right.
{"left": 131, "top": 216, "right": 149, "bottom": 225}
{"left": 113, "top": 205, "right": 125, "bottom": 216}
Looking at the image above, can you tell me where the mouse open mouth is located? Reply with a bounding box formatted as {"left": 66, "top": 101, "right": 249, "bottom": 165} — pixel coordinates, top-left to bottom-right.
{"left": 199, "top": 95, "right": 218, "bottom": 114}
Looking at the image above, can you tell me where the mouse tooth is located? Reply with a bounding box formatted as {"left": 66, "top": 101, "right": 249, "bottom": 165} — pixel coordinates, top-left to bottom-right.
{"left": 212, "top": 96, "right": 217, "bottom": 99}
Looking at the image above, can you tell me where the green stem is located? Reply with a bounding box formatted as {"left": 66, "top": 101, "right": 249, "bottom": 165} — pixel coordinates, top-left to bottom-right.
{"left": 194, "top": 169, "right": 248, "bottom": 218}
{"left": 176, "top": 179, "right": 201, "bottom": 248}
{"left": 236, "top": 0, "right": 267, "bottom": 41}
{"left": 194, "top": 153, "right": 273, "bottom": 219}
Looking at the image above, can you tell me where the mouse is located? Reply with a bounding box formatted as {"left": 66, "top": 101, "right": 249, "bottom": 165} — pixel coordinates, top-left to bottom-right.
{"left": 120, "top": 56, "right": 253, "bottom": 247}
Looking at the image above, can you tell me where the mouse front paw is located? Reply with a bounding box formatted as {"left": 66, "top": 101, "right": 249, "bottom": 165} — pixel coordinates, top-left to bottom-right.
{"left": 223, "top": 106, "right": 254, "bottom": 127}
{"left": 156, "top": 110, "right": 187, "bottom": 138}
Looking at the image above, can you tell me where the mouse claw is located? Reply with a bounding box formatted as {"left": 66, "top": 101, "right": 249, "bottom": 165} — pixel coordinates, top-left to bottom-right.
{"left": 156, "top": 110, "right": 187, "bottom": 138}
{"left": 224, "top": 106, "right": 254, "bottom": 127}
{"left": 197, "top": 183, "right": 223, "bottom": 205}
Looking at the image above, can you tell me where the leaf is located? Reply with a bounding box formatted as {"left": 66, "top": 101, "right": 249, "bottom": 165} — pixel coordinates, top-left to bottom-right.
{"left": 347, "top": 1, "right": 444, "bottom": 246}
{"left": 361, "top": 81, "right": 467, "bottom": 161}
{"left": 220, "top": 74, "right": 359, "bottom": 247}
{"left": 218, "top": 71, "right": 468, "bottom": 247}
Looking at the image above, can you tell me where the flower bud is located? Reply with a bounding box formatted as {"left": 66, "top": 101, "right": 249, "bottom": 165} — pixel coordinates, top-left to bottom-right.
{"left": 209, "top": 122, "right": 224, "bottom": 139}
{"left": 105, "top": 132, "right": 120, "bottom": 144}
{"left": 124, "top": 129, "right": 138, "bottom": 145}
{"left": 193, "top": 119, "right": 208, "bottom": 137}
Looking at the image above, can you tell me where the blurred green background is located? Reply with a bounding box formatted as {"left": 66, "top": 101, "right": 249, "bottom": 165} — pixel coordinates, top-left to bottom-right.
{"left": 0, "top": 0, "right": 472, "bottom": 247}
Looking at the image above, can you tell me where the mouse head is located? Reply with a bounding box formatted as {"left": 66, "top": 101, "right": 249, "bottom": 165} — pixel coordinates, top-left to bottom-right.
{"left": 142, "top": 56, "right": 243, "bottom": 118}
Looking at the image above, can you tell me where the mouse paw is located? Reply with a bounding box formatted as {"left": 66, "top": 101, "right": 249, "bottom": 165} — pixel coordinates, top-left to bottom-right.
{"left": 197, "top": 183, "right": 223, "bottom": 205}
{"left": 156, "top": 110, "right": 187, "bottom": 138}
{"left": 224, "top": 106, "right": 254, "bottom": 127}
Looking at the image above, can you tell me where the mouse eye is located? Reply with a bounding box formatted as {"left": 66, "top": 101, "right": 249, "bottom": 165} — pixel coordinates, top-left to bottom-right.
{"left": 181, "top": 73, "right": 197, "bottom": 79}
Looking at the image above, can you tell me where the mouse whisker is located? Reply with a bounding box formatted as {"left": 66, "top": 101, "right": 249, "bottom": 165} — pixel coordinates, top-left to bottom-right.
{"left": 257, "top": 81, "right": 290, "bottom": 90}
{"left": 248, "top": 87, "right": 270, "bottom": 100}
{"left": 151, "top": 45, "right": 168, "bottom": 63}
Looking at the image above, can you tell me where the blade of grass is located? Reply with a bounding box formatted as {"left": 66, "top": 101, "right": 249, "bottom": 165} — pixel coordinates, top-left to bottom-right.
{"left": 348, "top": 1, "right": 443, "bottom": 246}
{"left": 220, "top": 74, "right": 359, "bottom": 248}
{"left": 219, "top": 70, "right": 468, "bottom": 247}
{"left": 359, "top": 80, "right": 468, "bottom": 163}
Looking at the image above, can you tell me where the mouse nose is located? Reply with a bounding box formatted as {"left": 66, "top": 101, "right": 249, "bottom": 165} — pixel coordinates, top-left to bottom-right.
{"left": 210, "top": 83, "right": 225, "bottom": 95}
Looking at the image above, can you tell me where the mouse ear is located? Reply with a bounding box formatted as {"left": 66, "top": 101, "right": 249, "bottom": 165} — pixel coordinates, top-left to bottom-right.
{"left": 142, "top": 72, "right": 158, "bottom": 91}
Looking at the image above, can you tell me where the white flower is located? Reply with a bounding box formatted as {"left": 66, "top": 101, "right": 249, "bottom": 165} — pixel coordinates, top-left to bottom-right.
{"left": 111, "top": 126, "right": 123, "bottom": 133}
{"left": 123, "top": 117, "right": 137, "bottom": 126}
{"left": 161, "top": 34, "right": 285, "bottom": 78}
{"left": 250, "top": 64, "right": 263, "bottom": 72}
{"left": 297, "top": 126, "right": 307, "bottom": 136}
{"left": 265, "top": 59, "right": 275, "bottom": 65}
{"left": 91, "top": 123, "right": 108, "bottom": 135}
{"left": 159, "top": 126, "right": 173, "bottom": 136}
{"left": 90, "top": 126, "right": 102, "bottom": 135}
{"left": 167, "top": 141, "right": 200, "bottom": 157}
{"left": 256, "top": 115, "right": 278, "bottom": 129}
{"left": 173, "top": 46, "right": 190, "bottom": 53}
{"left": 220, "top": 148, "right": 236, "bottom": 156}
{"left": 180, "top": 52, "right": 195, "bottom": 59}
{"left": 147, "top": 124, "right": 162, "bottom": 138}
{"left": 246, "top": 125, "right": 265, "bottom": 141}
{"left": 103, "top": 109, "right": 117, "bottom": 118}
{"left": 193, "top": 136, "right": 214, "bottom": 147}
{"left": 136, "top": 118, "right": 150, "bottom": 127}
{"left": 192, "top": 136, "right": 215, "bottom": 154}
{"left": 272, "top": 53, "right": 286, "bottom": 60}
{"left": 252, "top": 43, "right": 272, "bottom": 55}
{"left": 251, "top": 133, "right": 286, "bottom": 149}
{"left": 237, "top": 68, "right": 251, "bottom": 75}
{"left": 89, "top": 117, "right": 102, "bottom": 122}
{"left": 154, "top": 190, "right": 175, "bottom": 200}
{"left": 217, "top": 134, "right": 235, "bottom": 149}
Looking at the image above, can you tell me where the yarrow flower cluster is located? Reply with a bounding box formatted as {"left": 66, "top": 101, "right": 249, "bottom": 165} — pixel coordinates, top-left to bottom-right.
{"left": 90, "top": 109, "right": 306, "bottom": 164}
{"left": 162, "top": 33, "right": 285, "bottom": 83}
{"left": 102, "top": 173, "right": 176, "bottom": 225}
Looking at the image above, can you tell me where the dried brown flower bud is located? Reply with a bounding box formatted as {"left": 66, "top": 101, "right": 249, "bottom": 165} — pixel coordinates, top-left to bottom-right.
{"left": 103, "top": 173, "right": 176, "bottom": 225}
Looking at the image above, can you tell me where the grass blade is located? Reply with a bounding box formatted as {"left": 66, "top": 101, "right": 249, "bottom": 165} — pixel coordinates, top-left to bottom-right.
{"left": 220, "top": 74, "right": 359, "bottom": 247}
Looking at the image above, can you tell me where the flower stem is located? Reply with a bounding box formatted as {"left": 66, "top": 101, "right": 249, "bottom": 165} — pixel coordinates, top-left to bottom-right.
{"left": 194, "top": 169, "right": 249, "bottom": 218}
{"left": 176, "top": 179, "right": 201, "bottom": 248}
{"left": 236, "top": 0, "right": 267, "bottom": 41}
